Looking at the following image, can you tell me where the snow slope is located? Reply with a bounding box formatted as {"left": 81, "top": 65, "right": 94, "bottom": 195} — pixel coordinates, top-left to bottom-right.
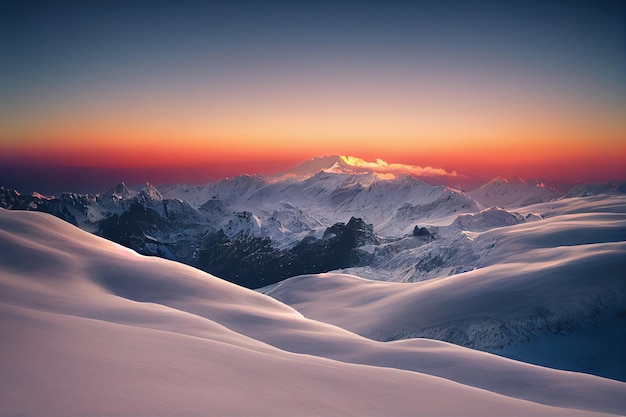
{"left": 338, "top": 195, "right": 624, "bottom": 282}
{"left": 469, "top": 177, "right": 564, "bottom": 208}
{"left": 2, "top": 209, "right": 626, "bottom": 416}
{"left": 263, "top": 196, "right": 626, "bottom": 381}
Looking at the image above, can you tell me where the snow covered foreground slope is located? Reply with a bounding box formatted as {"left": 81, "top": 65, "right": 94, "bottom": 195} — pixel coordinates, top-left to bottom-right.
{"left": 1, "top": 209, "right": 626, "bottom": 416}
{"left": 263, "top": 196, "right": 626, "bottom": 381}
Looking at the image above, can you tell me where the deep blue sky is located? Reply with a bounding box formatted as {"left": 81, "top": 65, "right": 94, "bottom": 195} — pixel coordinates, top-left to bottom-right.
{"left": 2, "top": 1, "right": 623, "bottom": 94}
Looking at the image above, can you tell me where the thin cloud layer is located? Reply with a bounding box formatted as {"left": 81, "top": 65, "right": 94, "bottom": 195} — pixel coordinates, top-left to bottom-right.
{"left": 340, "top": 156, "right": 457, "bottom": 178}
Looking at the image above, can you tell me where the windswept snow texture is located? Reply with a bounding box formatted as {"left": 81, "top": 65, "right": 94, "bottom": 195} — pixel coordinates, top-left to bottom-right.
{"left": 2, "top": 209, "right": 626, "bottom": 416}
{"left": 263, "top": 195, "right": 626, "bottom": 382}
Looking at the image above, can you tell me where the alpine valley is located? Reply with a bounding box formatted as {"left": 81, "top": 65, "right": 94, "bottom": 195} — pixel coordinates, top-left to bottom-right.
{"left": 1, "top": 155, "right": 626, "bottom": 416}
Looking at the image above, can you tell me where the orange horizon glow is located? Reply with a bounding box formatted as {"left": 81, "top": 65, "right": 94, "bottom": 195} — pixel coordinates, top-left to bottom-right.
{"left": 2, "top": 70, "right": 624, "bottom": 182}
{"left": 2, "top": 56, "right": 624, "bottom": 174}
{"left": 3, "top": 58, "right": 625, "bottom": 183}
{"left": 2, "top": 132, "right": 625, "bottom": 183}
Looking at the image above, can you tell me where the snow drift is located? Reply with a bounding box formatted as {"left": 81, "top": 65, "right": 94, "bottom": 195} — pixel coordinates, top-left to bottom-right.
{"left": 263, "top": 196, "right": 626, "bottom": 381}
{"left": 2, "top": 208, "right": 626, "bottom": 416}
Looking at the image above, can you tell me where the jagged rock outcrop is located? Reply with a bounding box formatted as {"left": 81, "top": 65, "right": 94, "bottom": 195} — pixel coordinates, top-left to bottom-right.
{"left": 194, "top": 217, "right": 378, "bottom": 288}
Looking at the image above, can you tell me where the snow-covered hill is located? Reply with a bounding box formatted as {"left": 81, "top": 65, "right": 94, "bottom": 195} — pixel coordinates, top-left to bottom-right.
{"left": 262, "top": 195, "right": 626, "bottom": 381}
{"left": 1, "top": 208, "right": 626, "bottom": 416}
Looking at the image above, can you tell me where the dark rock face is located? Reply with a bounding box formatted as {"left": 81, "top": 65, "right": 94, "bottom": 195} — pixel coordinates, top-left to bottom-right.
{"left": 0, "top": 187, "right": 21, "bottom": 209}
{"left": 98, "top": 202, "right": 166, "bottom": 256}
{"left": 0, "top": 187, "right": 97, "bottom": 225}
{"left": 0, "top": 187, "right": 46, "bottom": 211}
{"left": 194, "top": 217, "right": 378, "bottom": 288}
{"left": 195, "top": 231, "right": 281, "bottom": 288}
{"left": 38, "top": 193, "right": 96, "bottom": 226}
{"left": 286, "top": 217, "right": 377, "bottom": 273}
{"left": 413, "top": 226, "right": 432, "bottom": 238}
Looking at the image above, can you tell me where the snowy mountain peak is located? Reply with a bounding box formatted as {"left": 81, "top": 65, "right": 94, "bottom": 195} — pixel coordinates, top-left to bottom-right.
{"left": 105, "top": 182, "right": 137, "bottom": 200}
{"left": 487, "top": 176, "right": 509, "bottom": 185}
{"left": 485, "top": 176, "right": 553, "bottom": 190}
{"left": 278, "top": 155, "right": 347, "bottom": 178}
{"left": 139, "top": 182, "right": 163, "bottom": 202}
{"left": 30, "top": 191, "right": 49, "bottom": 199}
{"left": 450, "top": 206, "right": 527, "bottom": 232}
{"left": 469, "top": 176, "right": 562, "bottom": 208}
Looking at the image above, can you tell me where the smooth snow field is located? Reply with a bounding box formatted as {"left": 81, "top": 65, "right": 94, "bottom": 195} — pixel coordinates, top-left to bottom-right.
{"left": 263, "top": 196, "right": 626, "bottom": 382}
{"left": 1, "top": 208, "right": 626, "bottom": 416}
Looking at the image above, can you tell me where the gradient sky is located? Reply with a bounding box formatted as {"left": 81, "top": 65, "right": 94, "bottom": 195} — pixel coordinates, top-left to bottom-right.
{"left": 1, "top": 0, "right": 625, "bottom": 193}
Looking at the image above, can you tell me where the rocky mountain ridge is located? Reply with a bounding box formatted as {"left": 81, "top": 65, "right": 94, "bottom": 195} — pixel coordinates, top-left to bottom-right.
{"left": 2, "top": 157, "right": 624, "bottom": 288}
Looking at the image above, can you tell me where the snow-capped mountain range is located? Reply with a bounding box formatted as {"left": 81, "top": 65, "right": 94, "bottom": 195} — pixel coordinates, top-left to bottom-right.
{"left": 2, "top": 155, "right": 622, "bottom": 289}
{"left": 0, "top": 156, "right": 596, "bottom": 288}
